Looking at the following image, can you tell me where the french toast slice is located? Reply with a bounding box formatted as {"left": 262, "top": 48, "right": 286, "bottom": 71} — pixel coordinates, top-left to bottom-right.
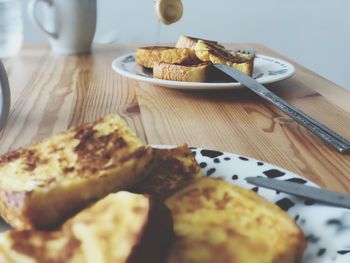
{"left": 0, "top": 114, "right": 153, "bottom": 230}
{"left": 176, "top": 35, "right": 224, "bottom": 49}
{"left": 153, "top": 62, "right": 211, "bottom": 82}
{"left": 195, "top": 40, "right": 254, "bottom": 76}
{"left": 132, "top": 145, "right": 202, "bottom": 198}
{"left": 0, "top": 192, "right": 174, "bottom": 263}
{"left": 166, "top": 177, "right": 306, "bottom": 263}
{"left": 136, "top": 46, "right": 200, "bottom": 68}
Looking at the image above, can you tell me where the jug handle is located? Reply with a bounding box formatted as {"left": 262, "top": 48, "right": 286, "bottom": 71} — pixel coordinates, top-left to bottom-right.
{"left": 0, "top": 61, "right": 11, "bottom": 130}
{"left": 28, "top": 0, "right": 58, "bottom": 39}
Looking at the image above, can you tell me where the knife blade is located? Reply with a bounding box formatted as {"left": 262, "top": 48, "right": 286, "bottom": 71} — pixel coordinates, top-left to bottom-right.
{"left": 213, "top": 64, "right": 350, "bottom": 154}
{"left": 246, "top": 176, "right": 350, "bottom": 209}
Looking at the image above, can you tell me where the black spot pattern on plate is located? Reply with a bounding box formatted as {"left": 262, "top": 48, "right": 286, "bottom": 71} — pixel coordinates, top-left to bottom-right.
{"left": 232, "top": 175, "right": 238, "bottom": 180}
{"left": 318, "top": 248, "right": 326, "bottom": 257}
{"left": 306, "top": 234, "right": 320, "bottom": 243}
{"left": 294, "top": 214, "right": 300, "bottom": 221}
{"left": 213, "top": 158, "right": 220, "bottom": 163}
{"left": 304, "top": 199, "right": 316, "bottom": 206}
{"left": 189, "top": 147, "right": 197, "bottom": 150}
{"left": 275, "top": 198, "right": 295, "bottom": 211}
{"left": 263, "top": 169, "right": 285, "bottom": 178}
{"left": 327, "top": 219, "right": 342, "bottom": 227}
{"left": 200, "top": 150, "right": 223, "bottom": 158}
{"left": 285, "top": 178, "right": 308, "bottom": 184}
{"left": 299, "top": 218, "right": 306, "bottom": 225}
{"left": 251, "top": 187, "right": 259, "bottom": 193}
{"left": 327, "top": 218, "right": 350, "bottom": 232}
{"left": 199, "top": 162, "right": 207, "bottom": 168}
{"left": 206, "top": 168, "right": 216, "bottom": 176}
{"left": 238, "top": 156, "right": 249, "bottom": 161}
{"left": 338, "top": 250, "right": 350, "bottom": 255}
{"left": 224, "top": 157, "right": 231, "bottom": 161}
{"left": 257, "top": 162, "right": 264, "bottom": 166}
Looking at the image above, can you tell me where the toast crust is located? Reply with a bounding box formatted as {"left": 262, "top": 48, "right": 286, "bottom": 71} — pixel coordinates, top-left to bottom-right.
{"left": 136, "top": 47, "right": 200, "bottom": 68}
{"left": 132, "top": 145, "right": 202, "bottom": 198}
{"left": 153, "top": 62, "right": 211, "bottom": 82}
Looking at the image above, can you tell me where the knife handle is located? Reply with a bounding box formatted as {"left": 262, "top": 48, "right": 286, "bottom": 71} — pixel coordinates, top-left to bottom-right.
{"left": 263, "top": 91, "right": 350, "bottom": 154}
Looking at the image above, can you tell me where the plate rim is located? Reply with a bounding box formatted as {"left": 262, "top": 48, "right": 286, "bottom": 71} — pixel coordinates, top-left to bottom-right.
{"left": 111, "top": 53, "right": 296, "bottom": 90}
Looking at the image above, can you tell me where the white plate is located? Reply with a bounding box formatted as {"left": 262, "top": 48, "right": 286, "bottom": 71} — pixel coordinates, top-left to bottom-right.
{"left": 177, "top": 146, "right": 349, "bottom": 263}
{"left": 112, "top": 53, "right": 295, "bottom": 90}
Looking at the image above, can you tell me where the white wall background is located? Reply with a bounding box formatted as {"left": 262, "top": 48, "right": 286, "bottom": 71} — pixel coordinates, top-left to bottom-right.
{"left": 21, "top": 0, "right": 350, "bottom": 90}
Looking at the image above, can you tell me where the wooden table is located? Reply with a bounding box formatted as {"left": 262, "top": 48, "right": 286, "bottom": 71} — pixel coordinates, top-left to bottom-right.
{"left": 2, "top": 44, "right": 350, "bottom": 194}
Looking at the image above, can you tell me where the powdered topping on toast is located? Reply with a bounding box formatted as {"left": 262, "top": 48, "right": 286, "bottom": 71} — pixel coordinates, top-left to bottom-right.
{"left": 0, "top": 114, "right": 154, "bottom": 230}
{"left": 195, "top": 40, "right": 247, "bottom": 64}
{"left": 0, "top": 115, "right": 150, "bottom": 191}
{"left": 166, "top": 177, "right": 306, "bottom": 263}
{"left": 176, "top": 35, "right": 225, "bottom": 49}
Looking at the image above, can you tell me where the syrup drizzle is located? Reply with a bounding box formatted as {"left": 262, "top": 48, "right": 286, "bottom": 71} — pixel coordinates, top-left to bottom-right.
{"left": 156, "top": 19, "right": 161, "bottom": 44}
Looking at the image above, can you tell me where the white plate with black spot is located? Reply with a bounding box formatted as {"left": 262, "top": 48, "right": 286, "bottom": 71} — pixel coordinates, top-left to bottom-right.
{"left": 111, "top": 53, "right": 295, "bottom": 90}
{"left": 183, "top": 147, "right": 349, "bottom": 263}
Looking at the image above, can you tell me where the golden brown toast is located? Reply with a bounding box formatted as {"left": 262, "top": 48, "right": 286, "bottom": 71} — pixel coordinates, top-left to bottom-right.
{"left": 0, "top": 192, "right": 174, "bottom": 263}
{"left": 176, "top": 35, "right": 224, "bottom": 49}
{"left": 166, "top": 177, "right": 306, "bottom": 263}
{"left": 132, "top": 145, "right": 202, "bottom": 198}
{"left": 153, "top": 62, "right": 211, "bottom": 82}
{"left": 195, "top": 40, "right": 254, "bottom": 76}
{"left": 136, "top": 46, "right": 200, "bottom": 68}
{"left": 0, "top": 114, "right": 153, "bottom": 230}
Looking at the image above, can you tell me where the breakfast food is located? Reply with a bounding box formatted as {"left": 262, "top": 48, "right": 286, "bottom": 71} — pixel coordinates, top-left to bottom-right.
{"left": 135, "top": 35, "right": 255, "bottom": 82}
{"left": 165, "top": 177, "right": 307, "bottom": 263}
{"left": 136, "top": 46, "right": 199, "bottom": 68}
{"left": 132, "top": 144, "right": 202, "bottom": 198}
{"left": 0, "top": 192, "right": 174, "bottom": 263}
{"left": 194, "top": 40, "right": 254, "bottom": 76}
{"left": 153, "top": 61, "right": 211, "bottom": 82}
{"left": 0, "top": 113, "right": 307, "bottom": 262}
{"left": 0, "top": 114, "right": 153, "bottom": 230}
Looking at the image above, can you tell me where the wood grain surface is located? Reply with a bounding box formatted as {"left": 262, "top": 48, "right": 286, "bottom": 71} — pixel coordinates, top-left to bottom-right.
{"left": 1, "top": 43, "right": 350, "bottom": 194}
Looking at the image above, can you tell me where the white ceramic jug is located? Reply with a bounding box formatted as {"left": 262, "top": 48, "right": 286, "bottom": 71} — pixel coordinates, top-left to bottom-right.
{"left": 28, "top": 0, "right": 96, "bottom": 55}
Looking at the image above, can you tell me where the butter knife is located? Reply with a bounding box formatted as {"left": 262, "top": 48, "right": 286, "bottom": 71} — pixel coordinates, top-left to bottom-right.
{"left": 246, "top": 176, "right": 350, "bottom": 209}
{"left": 214, "top": 64, "right": 350, "bottom": 154}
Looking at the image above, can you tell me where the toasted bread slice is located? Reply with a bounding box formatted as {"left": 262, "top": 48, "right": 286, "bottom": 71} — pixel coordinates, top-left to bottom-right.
{"left": 132, "top": 145, "right": 202, "bottom": 198}
{"left": 136, "top": 46, "right": 200, "bottom": 69}
{"left": 0, "top": 192, "right": 174, "bottom": 263}
{"left": 166, "top": 177, "right": 306, "bottom": 263}
{"left": 153, "top": 62, "right": 211, "bottom": 82}
{"left": 195, "top": 40, "right": 254, "bottom": 76}
{"left": 0, "top": 114, "right": 153, "bottom": 230}
{"left": 176, "top": 35, "right": 224, "bottom": 49}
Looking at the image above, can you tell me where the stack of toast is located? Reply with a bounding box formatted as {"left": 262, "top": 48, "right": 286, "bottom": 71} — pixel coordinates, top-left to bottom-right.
{"left": 136, "top": 35, "right": 255, "bottom": 82}
{"left": 0, "top": 114, "right": 306, "bottom": 262}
